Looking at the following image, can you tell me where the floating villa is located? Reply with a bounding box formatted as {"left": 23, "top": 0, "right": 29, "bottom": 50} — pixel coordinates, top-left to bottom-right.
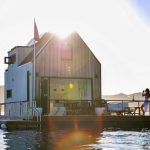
{"left": 3, "top": 31, "right": 150, "bottom": 130}
{"left": 4, "top": 32, "right": 101, "bottom": 117}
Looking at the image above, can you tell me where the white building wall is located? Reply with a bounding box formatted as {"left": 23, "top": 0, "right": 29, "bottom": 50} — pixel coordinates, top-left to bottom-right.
{"left": 5, "top": 49, "right": 32, "bottom": 117}
{"left": 5, "top": 64, "right": 32, "bottom": 102}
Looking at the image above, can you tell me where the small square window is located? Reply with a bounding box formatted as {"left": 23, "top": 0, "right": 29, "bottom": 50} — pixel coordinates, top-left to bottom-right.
{"left": 4, "top": 54, "right": 16, "bottom": 64}
{"left": 4, "top": 57, "right": 11, "bottom": 64}
{"left": 7, "top": 89, "right": 12, "bottom": 98}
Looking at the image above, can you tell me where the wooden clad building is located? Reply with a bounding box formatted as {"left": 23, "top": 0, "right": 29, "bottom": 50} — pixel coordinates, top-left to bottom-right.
{"left": 5, "top": 32, "right": 101, "bottom": 115}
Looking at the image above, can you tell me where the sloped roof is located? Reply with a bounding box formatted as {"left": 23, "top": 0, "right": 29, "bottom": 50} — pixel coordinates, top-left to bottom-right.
{"left": 19, "top": 32, "right": 54, "bottom": 65}
{"left": 19, "top": 32, "right": 100, "bottom": 66}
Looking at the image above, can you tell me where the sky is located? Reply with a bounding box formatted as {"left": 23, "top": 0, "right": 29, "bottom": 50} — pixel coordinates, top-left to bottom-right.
{"left": 0, "top": 0, "right": 150, "bottom": 95}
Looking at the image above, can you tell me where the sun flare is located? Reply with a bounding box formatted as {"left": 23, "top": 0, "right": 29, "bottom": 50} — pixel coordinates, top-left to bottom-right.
{"left": 50, "top": 24, "right": 75, "bottom": 38}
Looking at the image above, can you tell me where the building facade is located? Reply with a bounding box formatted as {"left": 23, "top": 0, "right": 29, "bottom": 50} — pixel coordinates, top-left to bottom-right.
{"left": 5, "top": 32, "right": 101, "bottom": 115}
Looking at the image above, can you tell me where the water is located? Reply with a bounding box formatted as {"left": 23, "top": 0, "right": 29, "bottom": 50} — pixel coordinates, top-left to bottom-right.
{"left": 1, "top": 127, "right": 150, "bottom": 150}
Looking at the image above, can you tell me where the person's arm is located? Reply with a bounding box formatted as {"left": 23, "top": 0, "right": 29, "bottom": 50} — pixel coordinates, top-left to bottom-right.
{"left": 142, "top": 91, "right": 145, "bottom": 96}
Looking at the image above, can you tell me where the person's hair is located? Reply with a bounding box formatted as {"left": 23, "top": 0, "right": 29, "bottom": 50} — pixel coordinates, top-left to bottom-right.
{"left": 145, "top": 88, "right": 150, "bottom": 93}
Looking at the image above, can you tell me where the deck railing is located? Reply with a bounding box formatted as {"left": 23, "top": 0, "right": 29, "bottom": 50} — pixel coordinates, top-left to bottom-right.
{"left": 0, "top": 99, "right": 149, "bottom": 117}
{"left": 0, "top": 100, "right": 41, "bottom": 121}
{"left": 47, "top": 99, "right": 149, "bottom": 116}
{"left": 104, "top": 100, "right": 146, "bottom": 116}
{"left": 47, "top": 99, "right": 106, "bottom": 115}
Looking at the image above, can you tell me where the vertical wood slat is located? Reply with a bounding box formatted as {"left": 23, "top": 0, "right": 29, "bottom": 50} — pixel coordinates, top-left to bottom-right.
{"left": 35, "top": 32, "right": 101, "bottom": 99}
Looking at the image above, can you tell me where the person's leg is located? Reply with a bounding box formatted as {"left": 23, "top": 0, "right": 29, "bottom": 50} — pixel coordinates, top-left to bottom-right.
{"left": 144, "top": 101, "right": 148, "bottom": 114}
{"left": 141, "top": 103, "right": 145, "bottom": 115}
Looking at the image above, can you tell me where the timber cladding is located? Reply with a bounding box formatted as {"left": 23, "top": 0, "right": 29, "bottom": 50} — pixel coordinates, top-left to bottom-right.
{"left": 34, "top": 32, "right": 101, "bottom": 100}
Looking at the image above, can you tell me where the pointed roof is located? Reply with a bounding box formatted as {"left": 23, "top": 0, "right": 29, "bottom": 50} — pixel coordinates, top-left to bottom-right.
{"left": 19, "top": 32, "right": 53, "bottom": 65}
{"left": 19, "top": 32, "right": 100, "bottom": 66}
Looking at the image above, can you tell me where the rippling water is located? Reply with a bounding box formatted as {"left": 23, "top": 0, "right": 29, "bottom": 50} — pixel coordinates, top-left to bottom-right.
{"left": 1, "top": 127, "right": 150, "bottom": 150}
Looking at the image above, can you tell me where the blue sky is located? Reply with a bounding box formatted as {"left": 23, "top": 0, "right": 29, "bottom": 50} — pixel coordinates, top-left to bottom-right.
{"left": 1, "top": 0, "right": 150, "bottom": 95}
{"left": 129, "top": 0, "right": 150, "bottom": 25}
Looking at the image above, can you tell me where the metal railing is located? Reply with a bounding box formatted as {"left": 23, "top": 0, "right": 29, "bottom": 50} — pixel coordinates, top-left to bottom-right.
{"left": 46, "top": 99, "right": 149, "bottom": 116}
{"left": 32, "top": 101, "right": 42, "bottom": 122}
{"left": 0, "top": 100, "right": 42, "bottom": 121}
{"left": 104, "top": 100, "right": 144, "bottom": 116}
{"left": 47, "top": 99, "right": 106, "bottom": 115}
{"left": 1, "top": 99, "right": 149, "bottom": 117}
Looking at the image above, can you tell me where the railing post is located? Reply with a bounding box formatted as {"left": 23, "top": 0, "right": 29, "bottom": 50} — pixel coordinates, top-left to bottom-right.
{"left": 37, "top": 110, "right": 38, "bottom": 122}
{"left": 122, "top": 100, "right": 123, "bottom": 115}
{"left": 32, "top": 100, "right": 34, "bottom": 117}
{"left": 34, "top": 100, "right": 36, "bottom": 116}
{"left": 26, "top": 102, "right": 28, "bottom": 120}
{"left": 0, "top": 105, "right": 1, "bottom": 116}
{"left": 20, "top": 101, "right": 22, "bottom": 117}
{"left": 32, "top": 101, "right": 34, "bottom": 117}
{"left": 27, "top": 101, "right": 29, "bottom": 120}
{"left": 13, "top": 103, "right": 15, "bottom": 118}
{"left": 4, "top": 104, "right": 6, "bottom": 118}
{"left": 9, "top": 104, "right": 10, "bottom": 119}
{"left": 138, "top": 101, "right": 140, "bottom": 115}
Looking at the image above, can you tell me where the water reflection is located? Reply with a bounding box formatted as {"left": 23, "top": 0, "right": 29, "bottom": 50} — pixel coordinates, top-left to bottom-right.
{"left": 1, "top": 128, "right": 150, "bottom": 150}
{"left": 4, "top": 130, "right": 41, "bottom": 150}
{"left": 0, "top": 129, "right": 7, "bottom": 150}
{"left": 39, "top": 127, "right": 101, "bottom": 150}
{"left": 2, "top": 127, "right": 101, "bottom": 150}
{"left": 85, "top": 130, "right": 150, "bottom": 150}
{"left": 54, "top": 129, "right": 98, "bottom": 150}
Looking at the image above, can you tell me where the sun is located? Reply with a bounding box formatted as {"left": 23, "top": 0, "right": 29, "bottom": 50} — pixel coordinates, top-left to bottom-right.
{"left": 50, "top": 24, "right": 75, "bottom": 38}
{"left": 53, "top": 29, "right": 73, "bottom": 38}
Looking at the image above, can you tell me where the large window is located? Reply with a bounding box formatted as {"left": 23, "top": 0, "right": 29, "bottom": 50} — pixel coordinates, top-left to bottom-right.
{"left": 49, "top": 78, "right": 92, "bottom": 100}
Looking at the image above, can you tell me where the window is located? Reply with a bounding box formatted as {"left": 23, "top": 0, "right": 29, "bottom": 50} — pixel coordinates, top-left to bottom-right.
{"left": 7, "top": 89, "right": 12, "bottom": 98}
{"left": 4, "top": 57, "right": 11, "bottom": 64}
{"left": 4, "top": 54, "right": 16, "bottom": 64}
{"left": 49, "top": 78, "right": 92, "bottom": 100}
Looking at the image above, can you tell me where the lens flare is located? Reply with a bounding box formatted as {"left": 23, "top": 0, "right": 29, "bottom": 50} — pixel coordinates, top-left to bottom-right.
{"left": 47, "top": 116, "right": 103, "bottom": 150}
{"left": 55, "top": 130, "right": 96, "bottom": 150}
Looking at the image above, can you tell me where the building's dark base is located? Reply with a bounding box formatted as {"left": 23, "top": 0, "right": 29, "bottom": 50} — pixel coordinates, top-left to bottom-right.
{"left": 2, "top": 115, "right": 150, "bottom": 131}
{"left": 41, "top": 115, "right": 150, "bottom": 130}
{"left": 0, "top": 120, "right": 40, "bottom": 131}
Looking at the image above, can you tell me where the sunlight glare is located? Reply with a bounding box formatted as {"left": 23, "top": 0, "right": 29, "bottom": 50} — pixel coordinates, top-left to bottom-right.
{"left": 50, "top": 24, "right": 75, "bottom": 38}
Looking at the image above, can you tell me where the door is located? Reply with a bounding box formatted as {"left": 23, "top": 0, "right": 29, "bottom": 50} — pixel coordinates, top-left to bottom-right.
{"left": 41, "top": 78, "right": 49, "bottom": 114}
{"left": 27, "top": 71, "right": 30, "bottom": 102}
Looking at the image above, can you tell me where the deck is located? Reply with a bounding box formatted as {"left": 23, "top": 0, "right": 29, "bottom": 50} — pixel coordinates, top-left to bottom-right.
{"left": 41, "top": 115, "right": 150, "bottom": 130}
{"left": 1, "top": 99, "right": 150, "bottom": 130}
{"left": 0, "top": 115, "right": 150, "bottom": 130}
{"left": 0, "top": 120, "right": 40, "bottom": 130}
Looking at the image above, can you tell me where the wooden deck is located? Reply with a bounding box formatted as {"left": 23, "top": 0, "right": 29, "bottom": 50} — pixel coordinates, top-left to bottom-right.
{"left": 0, "top": 120, "right": 40, "bottom": 130}
{"left": 41, "top": 115, "right": 150, "bottom": 130}
{"left": 1, "top": 115, "right": 150, "bottom": 130}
